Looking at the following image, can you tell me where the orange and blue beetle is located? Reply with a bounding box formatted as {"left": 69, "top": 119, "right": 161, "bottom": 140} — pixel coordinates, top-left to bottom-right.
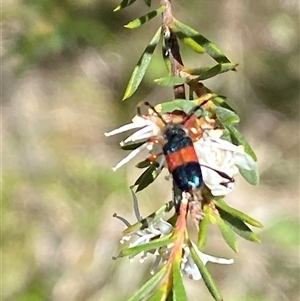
{"left": 138, "top": 101, "right": 234, "bottom": 197}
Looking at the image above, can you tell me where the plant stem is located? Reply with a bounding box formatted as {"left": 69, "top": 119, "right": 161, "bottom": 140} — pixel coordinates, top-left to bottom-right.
{"left": 161, "top": 0, "right": 185, "bottom": 99}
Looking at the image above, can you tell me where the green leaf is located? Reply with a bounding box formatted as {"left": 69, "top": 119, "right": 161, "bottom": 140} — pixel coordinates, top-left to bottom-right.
{"left": 214, "top": 199, "right": 263, "bottom": 228}
{"left": 126, "top": 266, "right": 167, "bottom": 301}
{"left": 136, "top": 158, "right": 152, "bottom": 168}
{"left": 197, "top": 206, "right": 210, "bottom": 250}
{"left": 144, "top": 0, "right": 152, "bottom": 7}
{"left": 154, "top": 75, "right": 187, "bottom": 86}
{"left": 147, "top": 289, "right": 166, "bottom": 301}
{"left": 121, "top": 141, "right": 146, "bottom": 150}
{"left": 119, "top": 233, "right": 175, "bottom": 257}
{"left": 218, "top": 208, "right": 261, "bottom": 243}
{"left": 123, "top": 27, "right": 162, "bottom": 100}
{"left": 114, "top": 0, "right": 137, "bottom": 11}
{"left": 188, "top": 241, "right": 223, "bottom": 301}
{"left": 215, "top": 106, "right": 240, "bottom": 125}
{"left": 238, "top": 166, "right": 260, "bottom": 186}
{"left": 133, "top": 161, "right": 161, "bottom": 192}
{"left": 125, "top": 6, "right": 165, "bottom": 29}
{"left": 215, "top": 214, "right": 238, "bottom": 252}
{"left": 213, "top": 95, "right": 236, "bottom": 111}
{"left": 172, "top": 19, "right": 233, "bottom": 65}
{"left": 183, "top": 63, "right": 238, "bottom": 80}
{"left": 226, "top": 124, "right": 257, "bottom": 161}
{"left": 184, "top": 63, "right": 238, "bottom": 77}
{"left": 159, "top": 99, "right": 199, "bottom": 115}
{"left": 172, "top": 258, "right": 188, "bottom": 301}
{"left": 181, "top": 36, "right": 205, "bottom": 54}
{"left": 195, "top": 64, "right": 222, "bottom": 80}
{"left": 123, "top": 201, "right": 174, "bottom": 235}
{"left": 220, "top": 127, "right": 232, "bottom": 142}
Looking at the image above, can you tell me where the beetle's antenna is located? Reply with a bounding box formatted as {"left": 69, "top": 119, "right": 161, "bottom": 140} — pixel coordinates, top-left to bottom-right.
{"left": 139, "top": 101, "right": 168, "bottom": 126}
{"left": 136, "top": 101, "right": 145, "bottom": 117}
{"left": 182, "top": 99, "right": 211, "bottom": 124}
{"left": 200, "top": 164, "right": 234, "bottom": 183}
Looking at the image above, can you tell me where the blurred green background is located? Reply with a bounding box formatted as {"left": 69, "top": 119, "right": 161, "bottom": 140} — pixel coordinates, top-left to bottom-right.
{"left": 3, "top": 0, "right": 299, "bottom": 301}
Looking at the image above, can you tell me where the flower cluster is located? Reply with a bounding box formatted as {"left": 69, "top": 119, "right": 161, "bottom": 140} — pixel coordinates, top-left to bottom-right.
{"left": 114, "top": 193, "right": 233, "bottom": 280}
{"left": 105, "top": 106, "right": 256, "bottom": 196}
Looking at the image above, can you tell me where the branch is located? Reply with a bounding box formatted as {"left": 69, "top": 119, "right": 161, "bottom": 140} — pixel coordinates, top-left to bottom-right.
{"left": 161, "top": 0, "right": 185, "bottom": 99}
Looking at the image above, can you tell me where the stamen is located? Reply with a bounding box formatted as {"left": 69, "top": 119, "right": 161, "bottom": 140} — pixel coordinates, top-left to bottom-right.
{"left": 105, "top": 121, "right": 147, "bottom": 136}
{"left": 113, "top": 213, "right": 131, "bottom": 227}
{"left": 150, "top": 255, "right": 161, "bottom": 274}
{"left": 130, "top": 188, "right": 142, "bottom": 221}
{"left": 130, "top": 233, "right": 156, "bottom": 247}
{"left": 112, "top": 143, "right": 148, "bottom": 171}
{"left": 123, "top": 125, "right": 154, "bottom": 143}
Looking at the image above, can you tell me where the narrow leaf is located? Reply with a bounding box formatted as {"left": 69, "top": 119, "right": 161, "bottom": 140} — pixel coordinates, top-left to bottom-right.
{"left": 159, "top": 99, "right": 198, "bottom": 115}
{"left": 136, "top": 158, "right": 152, "bottom": 168}
{"left": 214, "top": 199, "right": 263, "bottom": 228}
{"left": 195, "top": 64, "right": 222, "bottom": 80}
{"left": 220, "top": 128, "right": 232, "bottom": 143}
{"left": 147, "top": 289, "right": 167, "bottom": 301}
{"left": 238, "top": 166, "right": 260, "bottom": 186}
{"left": 226, "top": 124, "right": 257, "bottom": 161}
{"left": 215, "top": 106, "right": 240, "bottom": 125}
{"left": 181, "top": 36, "right": 205, "bottom": 54}
{"left": 123, "top": 27, "right": 162, "bottom": 100}
{"left": 184, "top": 63, "right": 238, "bottom": 77}
{"left": 121, "top": 141, "right": 145, "bottom": 150}
{"left": 126, "top": 266, "right": 167, "bottom": 301}
{"left": 133, "top": 161, "right": 161, "bottom": 192}
{"left": 197, "top": 206, "right": 210, "bottom": 250}
{"left": 123, "top": 201, "right": 174, "bottom": 235}
{"left": 173, "top": 259, "right": 188, "bottom": 301}
{"left": 213, "top": 95, "right": 236, "bottom": 111}
{"left": 218, "top": 208, "right": 261, "bottom": 243}
{"left": 114, "top": 0, "right": 137, "bottom": 11}
{"left": 172, "top": 19, "right": 233, "bottom": 65}
{"left": 125, "top": 6, "right": 165, "bottom": 29}
{"left": 215, "top": 214, "right": 238, "bottom": 252}
{"left": 143, "top": 0, "right": 152, "bottom": 7}
{"left": 154, "top": 75, "right": 187, "bottom": 86}
{"left": 188, "top": 241, "right": 223, "bottom": 301}
{"left": 119, "top": 233, "right": 175, "bottom": 257}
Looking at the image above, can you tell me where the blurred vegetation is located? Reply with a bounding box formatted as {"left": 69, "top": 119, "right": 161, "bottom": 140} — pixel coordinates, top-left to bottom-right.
{"left": 2, "top": 0, "right": 299, "bottom": 301}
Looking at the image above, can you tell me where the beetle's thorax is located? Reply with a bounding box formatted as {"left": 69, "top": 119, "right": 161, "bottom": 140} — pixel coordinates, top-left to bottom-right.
{"left": 163, "top": 124, "right": 187, "bottom": 141}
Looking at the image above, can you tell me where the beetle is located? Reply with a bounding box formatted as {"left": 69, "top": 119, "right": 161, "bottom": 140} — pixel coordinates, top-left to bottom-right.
{"left": 161, "top": 118, "right": 203, "bottom": 192}
{"left": 137, "top": 101, "right": 234, "bottom": 195}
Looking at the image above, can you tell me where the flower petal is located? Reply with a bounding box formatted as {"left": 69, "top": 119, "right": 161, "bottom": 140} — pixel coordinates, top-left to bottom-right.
{"left": 233, "top": 152, "right": 256, "bottom": 170}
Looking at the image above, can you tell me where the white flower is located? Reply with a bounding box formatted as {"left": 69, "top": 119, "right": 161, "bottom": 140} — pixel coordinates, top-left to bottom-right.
{"left": 105, "top": 115, "right": 165, "bottom": 171}
{"left": 105, "top": 115, "right": 160, "bottom": 138}
{"left": 128, "top": 218, "right": 173, "bottom": 248}
{"left": 114, "top": 191, "right": 234, "bottom": 279}
{"left": 195, "top": 129, "right": 256, "bottom": 196}
{"left": 105, "top": 113, "right": 256, "bottom": 195}
{"left": 114, "top": 188, "right": 173, "bottom": 263}
{"left": 118, "top": 217, "right": 233, "bottom": 278}
{"left": 116, "top": 215, "right": 173, "bottom": 263}
{"left": 181, "top": 241, "right": 234, "bottom": 280}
